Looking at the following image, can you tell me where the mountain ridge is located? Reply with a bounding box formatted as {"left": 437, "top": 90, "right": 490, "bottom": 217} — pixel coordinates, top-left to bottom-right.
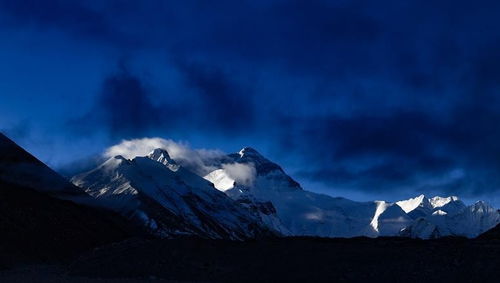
{"left": 204, "top": 146, "right": 499, "bottom": 239}
{"left": 3, "top": 132, "right": 497, "bottom": 242}
{"left": 72, "top": 149, "right": 277, "bottom": 240}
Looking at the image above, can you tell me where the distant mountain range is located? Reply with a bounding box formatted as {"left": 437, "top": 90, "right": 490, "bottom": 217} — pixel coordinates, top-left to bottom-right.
{"left": 72, "top": 141, "right": 500, "bottom": 239}
{"left": 203, "top": 147, "right": 499, "bottom": 239}
{"left": 1, "top": 132, "right": 498, "bottom": 243}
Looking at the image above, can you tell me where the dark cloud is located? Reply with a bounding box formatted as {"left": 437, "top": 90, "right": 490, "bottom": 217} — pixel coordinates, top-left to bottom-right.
{"left": 279, "top": 112, "right": 449, "bottom": 191}
{"left": 176, "top": 61, "right": 255, "bottom": 131}
{"left": 70, "top": 60, "right": 256, "bottom": 139}
{"left": 280, "top": 92, "right": 500, "bottom": 196}
{"left": 1, "top": 0, "right": 111, "bottom": 39}
{"left": 98, "top": 67, "right": 161, "bottom": 136}
{"left": 2, "top": 0, "right": 500, "bottom": 199}
{"left": 68, "top": 64, "right": 171, "bottom": 139}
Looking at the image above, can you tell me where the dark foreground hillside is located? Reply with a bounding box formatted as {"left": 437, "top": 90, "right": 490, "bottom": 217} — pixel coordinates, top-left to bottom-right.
{"left": 0, "top": 180, "right": 139, "bottom": 268}
{"left": 478, "top": 223, "right": 500, "bottom": 239}
{"left": 1, "top": 235, "right": 499, "bottom": 282}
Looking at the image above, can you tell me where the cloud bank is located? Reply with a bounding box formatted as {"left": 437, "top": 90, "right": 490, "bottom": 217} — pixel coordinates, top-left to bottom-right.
{"left": 104, "top": 137, "right": 226, "bottom": 176}
{"left": 103, "top": 138, "right": 258, "bottom": 186}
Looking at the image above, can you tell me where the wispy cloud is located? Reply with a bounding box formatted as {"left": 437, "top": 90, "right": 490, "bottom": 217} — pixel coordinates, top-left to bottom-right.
{"left": 222, "top": 162, "right": 256, "bottom": 187}
{"left": 104, "top": 137, "right": 226, "bottom": 175}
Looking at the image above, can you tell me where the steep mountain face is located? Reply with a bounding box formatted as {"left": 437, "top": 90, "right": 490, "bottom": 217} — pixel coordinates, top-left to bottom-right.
{"left": 0, "top": 133, "right": 138, "bottom": 266}
{"left": 400, "top": 200, "right": 500, "bottom": 239}
{"left": 71, "top": 148, "right": 275, "bottom": 240}
{"left": 204, "top": 147, "right": 413, "bottom": 237}
{"left": 203, "top": 149, "right": 295, "bottom": 235}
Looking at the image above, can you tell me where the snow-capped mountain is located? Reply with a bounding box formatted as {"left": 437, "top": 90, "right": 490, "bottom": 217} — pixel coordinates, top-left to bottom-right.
{"left": 71, "top": 148, "right": 275, "bottom": 240}
{"left": 204, "top": 147, "right": 499, "bottom": 238}
{"left": 400, "top": 200, "right": 500, "bottom": 239}
{"left": 68, "top": 140, "right": 499, "bottom": 240}
{"left": 204, "top": 147, "right": 413, "bottom": 237}
{"left": 396, "top": 195, "right": 467, "bottom": 220}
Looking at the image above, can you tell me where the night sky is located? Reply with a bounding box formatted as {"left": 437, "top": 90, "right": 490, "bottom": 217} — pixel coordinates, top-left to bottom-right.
{"left": 1, "top": 0, "right": 500, "bottom": 206}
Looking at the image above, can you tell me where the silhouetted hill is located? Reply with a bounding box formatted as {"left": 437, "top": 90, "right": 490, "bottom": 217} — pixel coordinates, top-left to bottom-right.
{"left": 0, "top": 180, "right": 140, "bottom": 268}
{"left": 478, "top": 223, "right": 500, "bottom": 240}
{"left": 0, "top": 133, "right": 141, "bottom": 268}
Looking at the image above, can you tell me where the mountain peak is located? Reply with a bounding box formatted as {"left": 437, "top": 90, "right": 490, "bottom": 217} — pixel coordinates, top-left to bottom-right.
{"left": 429, "top": 196, "right": 460, "bottom": 208}
{"left": 225, "top": 146, "right": 303, "bottom": 192}
{"left": 471, "top": 200, "right": 493, "bottom": 212}
{"left": 147, "top": 148, "right": 179, "bottom": 171}
{"left": 114, "top": 155, "right": 128, "bottom": 161}
{"left": 238, "top": 147, "right": 262, "bottom": 158}
{"left": 416, "top": 194, "right": 427, "bottom": 201}
{"left": 99, "top": 155, "right": 130, "bottom": 170}
{"left": 148, "top": 148, "right": 172, "bottom": 160}
{"left": 396, "top": 195, "right": 430, "bottom": 213}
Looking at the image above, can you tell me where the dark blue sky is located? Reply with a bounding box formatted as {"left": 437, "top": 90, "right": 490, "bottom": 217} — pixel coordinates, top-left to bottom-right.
{"left": 1, "top": 0, "right": 500, "bottom": 205}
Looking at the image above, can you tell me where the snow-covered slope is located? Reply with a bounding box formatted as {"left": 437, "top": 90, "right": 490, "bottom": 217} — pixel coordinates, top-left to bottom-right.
{"left": 204, "top": 147, "right": 413, "bottom": 237}
{"left": 203, "top": 147, "right": 499, "bottom": 239}
{"left": 69, "top": 140, "right": 498, "bottom": 240}
{"left": 395, "top": 193, "right": 499, "bottom": 239}
{"left": 72, "top": 148, "right": 274, "bottom": 240}
{"left": 401, "top": 200, "right": 500, "bottom": 239}
{"left": 396, "top": 195, "right": 466, "bottom": 220}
